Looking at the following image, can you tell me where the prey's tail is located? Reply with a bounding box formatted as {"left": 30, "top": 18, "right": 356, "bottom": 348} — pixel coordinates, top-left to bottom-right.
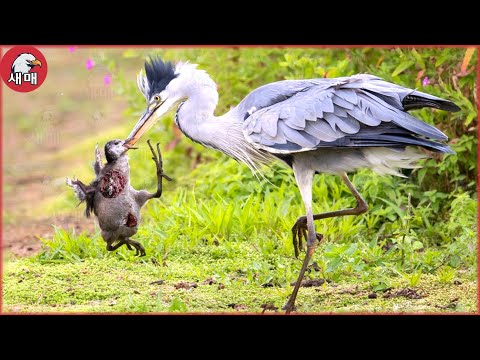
{"left": 66, "top": 177, "right": 96, "bottom": 218}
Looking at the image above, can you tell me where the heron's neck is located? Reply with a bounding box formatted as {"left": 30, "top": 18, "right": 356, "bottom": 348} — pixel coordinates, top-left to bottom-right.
{"left": 176, "top": 78, "right": 229, "bottom": 149}
{"left": 180, "top": 74, "right": 219, "bottom": 121}
{"left": 176, "top": 73, "right": 270, "bottom": 172}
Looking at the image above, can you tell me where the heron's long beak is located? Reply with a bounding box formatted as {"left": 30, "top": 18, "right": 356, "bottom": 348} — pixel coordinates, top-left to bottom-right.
{"left": 125, "top": 98, "right": 176, "bottom": 147}
{"left": 124, "top": 144, "right": 138, "bottom": 150}
{"left": 122, "top": 142, "right": 138, "bottom": 155}
{"left": 28, "top": 59, "right": 42, "bottom": 67}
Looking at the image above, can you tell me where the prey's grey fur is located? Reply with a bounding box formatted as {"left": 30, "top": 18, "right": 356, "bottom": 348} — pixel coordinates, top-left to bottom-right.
{"left": 66, "top": 139, "right": 172, "bottom": 256}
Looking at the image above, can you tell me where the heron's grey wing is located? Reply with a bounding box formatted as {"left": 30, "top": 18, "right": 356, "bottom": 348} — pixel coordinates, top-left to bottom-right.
{"left": 235, "top": 79, "right": 321, "bottom": 114}
{"left": 241, "top": 74, "right": 455, "bottom": 154}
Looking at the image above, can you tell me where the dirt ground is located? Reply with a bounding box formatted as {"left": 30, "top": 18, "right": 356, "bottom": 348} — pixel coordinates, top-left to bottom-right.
{"left": 2, "top": 48, "right": 139, "bottom": 257}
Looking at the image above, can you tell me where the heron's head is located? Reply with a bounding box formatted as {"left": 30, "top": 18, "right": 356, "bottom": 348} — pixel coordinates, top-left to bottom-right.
{"left": 104, "top": 139, "right": 137, "bottom": 163}
{"left": 12, "top": 53, "right": 42, "bottom": 73}
{"left": 125, "top": 55, "right": 214, "bottom": 146}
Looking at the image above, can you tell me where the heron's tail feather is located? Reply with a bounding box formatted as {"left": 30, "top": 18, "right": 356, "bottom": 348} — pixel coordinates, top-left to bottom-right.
{"left": 402, "top": 93, "right": 461, "bottom": 112}
{"left": 351, "top": 134, "right": 455, "bottom": 154}
{"left": 362, "top": 147, "right": 428, "bottom": 177}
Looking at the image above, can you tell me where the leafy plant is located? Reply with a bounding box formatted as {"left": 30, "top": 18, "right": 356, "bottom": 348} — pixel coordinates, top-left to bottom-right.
{"left": 437, "top": 266, "right": 456, "bottom": 284}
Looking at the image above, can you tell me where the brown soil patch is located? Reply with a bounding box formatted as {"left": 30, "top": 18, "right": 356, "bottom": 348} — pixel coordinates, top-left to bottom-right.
{"left": 2, "top": 215, "right": 95, "bottom": 257}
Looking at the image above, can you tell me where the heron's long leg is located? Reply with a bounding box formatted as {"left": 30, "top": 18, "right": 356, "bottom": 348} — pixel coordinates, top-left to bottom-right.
{"left": 292, "top": 173, "right": 368, "bottom": 257}
{"left": 283, "top": 165, "right": 317, "bottom": 314}
{"left": 284, "top": 172, "right": 368, "bottom": 313}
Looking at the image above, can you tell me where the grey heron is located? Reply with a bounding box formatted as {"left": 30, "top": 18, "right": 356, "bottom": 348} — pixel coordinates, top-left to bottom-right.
{"left": 125, "top": 56, "right": 459, "bottom": 313}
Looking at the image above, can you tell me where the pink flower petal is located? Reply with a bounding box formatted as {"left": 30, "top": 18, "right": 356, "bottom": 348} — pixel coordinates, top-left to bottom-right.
{"left": 86, "top": 58, "right": 95, "bottom": 70}
{"left": 103, "top": 74, "right": 112, "bottom": 85}
{"left": 422, "top": 76, "right": 430, "bottom": 87}
{"left": 68, "top": 46, "right": 77, "bottom": 53}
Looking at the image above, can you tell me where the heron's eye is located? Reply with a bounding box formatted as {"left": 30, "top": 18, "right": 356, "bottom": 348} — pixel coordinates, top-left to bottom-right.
{"left": 154, "top": 95, "right": 160, "bottom": 102}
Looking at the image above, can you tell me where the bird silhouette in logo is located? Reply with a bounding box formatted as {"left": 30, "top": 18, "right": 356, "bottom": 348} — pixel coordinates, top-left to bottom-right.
{"left": 11, "top": 53, "right": 42, "bottom": 75}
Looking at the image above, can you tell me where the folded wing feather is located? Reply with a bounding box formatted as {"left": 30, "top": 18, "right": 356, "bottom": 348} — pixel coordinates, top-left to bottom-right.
{"left": 241, "top": 75, "right": 452, "bottom": 154}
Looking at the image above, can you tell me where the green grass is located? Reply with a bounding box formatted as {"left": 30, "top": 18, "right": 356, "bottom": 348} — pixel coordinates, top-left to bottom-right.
{"left": 4, "top": 242, "right": 476, "bottom": 313}
{"left": 3, "top": 47, "right": 477, "bottom": 313}
{"left": 3, "top": 157, "right": 477, "bottom": 313}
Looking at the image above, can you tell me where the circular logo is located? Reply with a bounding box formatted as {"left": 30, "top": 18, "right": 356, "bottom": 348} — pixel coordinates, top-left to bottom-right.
{"left": 0, "top": 46, "right": 48, "bottom": 93}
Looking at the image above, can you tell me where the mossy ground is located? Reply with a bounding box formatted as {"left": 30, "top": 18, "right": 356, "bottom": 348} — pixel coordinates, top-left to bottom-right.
{"left": 3, "top": 241, "right": 476, "bottom": 313}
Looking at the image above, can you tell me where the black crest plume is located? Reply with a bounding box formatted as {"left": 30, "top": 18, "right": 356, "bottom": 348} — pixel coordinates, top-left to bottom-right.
{"left": 144, "top": 56, "right": 177, "bottom": 99}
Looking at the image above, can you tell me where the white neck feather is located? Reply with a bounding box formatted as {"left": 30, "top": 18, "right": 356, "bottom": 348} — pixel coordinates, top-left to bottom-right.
{"left": 174, "top": 65, "right": 272, "bottom": 174}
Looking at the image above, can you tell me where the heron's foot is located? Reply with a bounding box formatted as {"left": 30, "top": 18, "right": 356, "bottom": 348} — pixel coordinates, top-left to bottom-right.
{"left": 291, "top": 219, "right": 323, "bottom": 258}
{"left": 147, "top": 139, "right": 173, "bottom": 182}
{"left": 283, "top": 243, "right": 319, "bottom": 314}
{"left": 282, "top": 298, "right": 296, "bottom": 314}
{"left": 124, "top": 239, "right": 146, "bottom": 257}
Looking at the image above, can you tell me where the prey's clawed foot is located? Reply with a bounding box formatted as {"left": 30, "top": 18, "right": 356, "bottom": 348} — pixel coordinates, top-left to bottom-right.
{"left": 125, "top": 239, "right": 146, "bottom": 257}
{"left": 107, "top": 239, "right": 146, "bottom": 257}
{"left": 147, "top": 139, "right": 173, "bottom": 182}
{"left": 95, "top": 143, "right": 101, "bottom": 162}
{"left": 291, "top": 219, "right": 323, "bottom": 258}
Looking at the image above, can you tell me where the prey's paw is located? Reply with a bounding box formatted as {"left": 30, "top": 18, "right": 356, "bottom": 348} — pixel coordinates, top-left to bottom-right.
{"left": 147, "top": 139, "right": 159, "bottom": 161}
{"left": 161, "top": 172, "right": 173, "bottom": 182}
{"left": 147, "top": 139, "right": 172, "bottom": 181}
{"left": 66, "top": 177, "right": 78, "bottom": 187}
{"left": 134, "top": 244, "right": 146, "bottom": 257}
{"left": 95, "top": 143, "right": 102, "bottom": 162}
{"left": 125, "top": 239, "right": 146, "bottom": 257}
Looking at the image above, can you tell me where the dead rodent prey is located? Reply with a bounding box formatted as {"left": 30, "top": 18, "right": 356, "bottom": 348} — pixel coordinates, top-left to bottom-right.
{"left": 66, "top": 139, "right": 172, "bottom": 256}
